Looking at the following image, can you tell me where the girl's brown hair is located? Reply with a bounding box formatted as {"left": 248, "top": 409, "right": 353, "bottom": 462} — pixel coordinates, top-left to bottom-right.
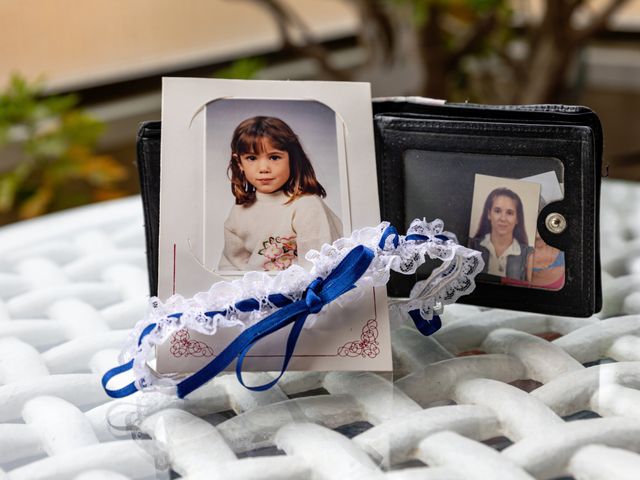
{"left": 227, "top": 116, "right": 326, "bottom": 206}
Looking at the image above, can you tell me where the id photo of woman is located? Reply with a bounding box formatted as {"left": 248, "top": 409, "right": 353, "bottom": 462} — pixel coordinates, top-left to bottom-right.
{"left": 468, "top": 175, "right": 541, "bottom": 284}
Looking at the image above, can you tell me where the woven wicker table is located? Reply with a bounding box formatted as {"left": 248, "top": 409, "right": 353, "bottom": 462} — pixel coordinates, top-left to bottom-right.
{"left": 1, "top": 180, "right": 639, "bottom": 480}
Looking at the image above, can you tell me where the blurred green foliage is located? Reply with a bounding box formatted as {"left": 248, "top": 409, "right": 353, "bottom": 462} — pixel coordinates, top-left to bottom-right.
{"left": 214, "top": 57, "right": 266, "bottom": 80}
{"left": 246, "top": 0, "right": 519, "bottom": 101}
{"left": 388, "top": 0, "right": 509, "bottom": 26}
{"left": 388, "top": 0, "right": 514, "bottom": 101}
{"left": 0, "top": 75, "right": 127, "bottom": 221}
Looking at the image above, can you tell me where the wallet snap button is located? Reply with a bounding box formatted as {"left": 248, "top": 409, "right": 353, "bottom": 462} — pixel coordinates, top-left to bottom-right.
{"left": 545, "top": 213, "right": 567, "bottom": 234}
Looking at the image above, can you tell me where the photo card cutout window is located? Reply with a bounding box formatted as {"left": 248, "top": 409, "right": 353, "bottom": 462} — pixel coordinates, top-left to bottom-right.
{"left": 203, "top": 98, "right": 348, "bottom": 275}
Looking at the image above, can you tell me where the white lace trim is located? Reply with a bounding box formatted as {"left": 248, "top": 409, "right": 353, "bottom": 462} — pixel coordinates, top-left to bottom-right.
{"left": 120, "top": 218, "right": 483, "bottom": 392}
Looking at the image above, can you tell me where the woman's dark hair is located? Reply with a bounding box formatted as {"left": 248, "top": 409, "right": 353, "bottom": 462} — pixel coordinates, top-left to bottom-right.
{"left": 474, "top": 187, "right": 528, "bottom": 245}
{"left": 227, "top": 116, "right": 326, "bottom": 206}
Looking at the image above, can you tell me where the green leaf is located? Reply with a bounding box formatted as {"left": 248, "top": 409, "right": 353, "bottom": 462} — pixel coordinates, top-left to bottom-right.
{"left": 18, "top": 184, "right": 53, "bottom": 219}
{"left": 0, "top": 126, "right": 8, "bottom": 146}
{"left": 58, "top": 112, "right": 104, "bottom": 146}
{"left": 50, "top": 189, "right": 90, "bottom": 211}
{"left": 214, "top": 57, "right": 266, "bottom": 80}
{"left": 0, "top": 174, "right": 18, "bottom": 212}
{"left": 26, "top": 135, "right": 68, "bottom": 159}
{"left": 414, "top": 1, "right": 429, "bottom": 26}
{"left": 42, "top": 94, "right": 78, "bottom": 115}
{"left": 42, "top": 155, "right": 83, "bottom": 182}
{"left": 0, "top": 74, "right": 41, "bottom": 125}
{"left": 463, "top": 0, "right": 505, "bottom": 12}
{"left": 0, "top": 73, "right": 127, "bottom": 220}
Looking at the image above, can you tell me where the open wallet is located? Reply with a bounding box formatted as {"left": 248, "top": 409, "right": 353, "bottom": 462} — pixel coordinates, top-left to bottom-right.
{"left": 136, "top": 98, "right": 603, "bottom": 317}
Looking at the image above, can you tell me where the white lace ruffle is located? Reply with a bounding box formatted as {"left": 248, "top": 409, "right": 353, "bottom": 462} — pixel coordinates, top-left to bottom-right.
{"left": 121, "top": 218, "right": 483, "bottom": 393}
{"left": 396, "top": 244, "right": 483, "bottom": 322}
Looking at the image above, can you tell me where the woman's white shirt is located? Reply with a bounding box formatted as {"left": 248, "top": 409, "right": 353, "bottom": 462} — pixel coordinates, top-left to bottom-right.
{"left": 479, "top": 233, "right": 521, "bottom": 277}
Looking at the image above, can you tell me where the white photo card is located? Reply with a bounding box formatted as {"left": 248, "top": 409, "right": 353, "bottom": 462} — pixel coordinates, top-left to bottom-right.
{"left": 157, "top": 78, "right": 391, "bottom": 375}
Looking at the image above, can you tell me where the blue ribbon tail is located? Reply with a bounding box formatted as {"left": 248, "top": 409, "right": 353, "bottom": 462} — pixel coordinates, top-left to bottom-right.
{"left": 176, "top": 300, "right": 308, "bottom": 397}
{"left": 101, "top": 322, "right": 157, "bottom": 398}
{"left": 378, "top": 225, "right": 399, "bottom": 249}
{"left": 236, "top": 309, "right": 308, "bottom": 392}
{"left": 408, "top": 309, "right": 442, "bottom": 336}
{"left": 102, "top": 359, "right": 138, "bottom": 398}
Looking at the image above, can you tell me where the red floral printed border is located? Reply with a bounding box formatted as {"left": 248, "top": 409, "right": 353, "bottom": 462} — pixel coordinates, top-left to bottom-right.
{"left": 337, "top": 319, "right": 380, "bottom": 358}
{"left": 170, "top": 329, "right": 215, "bottom": 358}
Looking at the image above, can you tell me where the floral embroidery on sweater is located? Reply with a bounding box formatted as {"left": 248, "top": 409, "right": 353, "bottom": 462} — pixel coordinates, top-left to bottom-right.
{"left": 258, "top": 235, "right": 298, "bottom": 271}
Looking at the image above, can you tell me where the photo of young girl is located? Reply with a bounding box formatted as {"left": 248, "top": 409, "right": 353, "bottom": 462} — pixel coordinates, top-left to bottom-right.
{"left": 218, "top": 116, "right": 342, "bottom": 271}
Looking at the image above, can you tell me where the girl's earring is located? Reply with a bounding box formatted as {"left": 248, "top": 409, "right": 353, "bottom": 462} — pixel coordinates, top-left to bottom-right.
{"left": 240, "top": 171, "right": 250, "bottom": 192}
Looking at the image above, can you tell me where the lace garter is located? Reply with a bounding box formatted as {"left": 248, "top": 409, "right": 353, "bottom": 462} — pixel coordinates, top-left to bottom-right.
{"left": 102, "top": 218, "right": 484, "bottom": 398}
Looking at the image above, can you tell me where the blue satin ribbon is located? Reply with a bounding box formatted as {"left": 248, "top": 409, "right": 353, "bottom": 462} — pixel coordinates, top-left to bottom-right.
{"left": 379, "top": 226, "right": 450, "bottom": 248}
{"left": 408, "top": 309, "right": 442, "bottom": 336}
{"left": 406, "top": 233, "right": 451, "bottom": 242}
{"left": 102, "top": 245, "right": 375, "bottom": 398}
{"left": 101, "top": 322, "right": 157, "bottom": 398}
{"left": 378, "top": 225, "right": 400, "bottom": 249}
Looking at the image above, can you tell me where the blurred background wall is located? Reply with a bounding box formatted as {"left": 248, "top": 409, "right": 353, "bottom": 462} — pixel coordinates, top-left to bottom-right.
{"left": 0, "top": 0, "right": 638, "bottom": 224}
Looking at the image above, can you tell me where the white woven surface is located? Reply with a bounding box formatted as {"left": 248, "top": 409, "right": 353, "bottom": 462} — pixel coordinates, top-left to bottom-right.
{"left": 1, "top": 180, "right": 639, "bottom": 480}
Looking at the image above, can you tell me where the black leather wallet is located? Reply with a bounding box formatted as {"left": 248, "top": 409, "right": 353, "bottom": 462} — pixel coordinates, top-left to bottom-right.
{"left": 373, "top": 100, "right": 602, "bottom": 317}
{"left": 136, "top": 100, "right": 602, "bottom": 317}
